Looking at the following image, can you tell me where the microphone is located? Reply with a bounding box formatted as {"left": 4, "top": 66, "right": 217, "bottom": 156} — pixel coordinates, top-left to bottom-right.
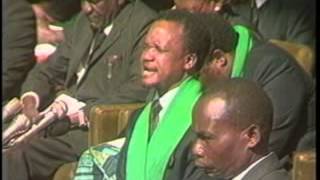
{"left": 3, "top": 100, "right": 68, "bottom": 149}
{"left": 2, "top": 114, "right": 32, "bottom": 146}
{"left": 2, "top": 98, "right": 22, "bottom": 123}
{"left": 21, "top": 93, "right": 40, "bottom": 120}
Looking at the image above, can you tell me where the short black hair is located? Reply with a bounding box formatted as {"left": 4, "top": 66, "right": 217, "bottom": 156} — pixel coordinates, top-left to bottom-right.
{"left": 200, "top": 78, "right": 273, "bottom": 142}
{"left": 199, "top": 13, "right": 238, "bottom": 54}
{"left": 157, "top": 10, "right": 212, "bottom": 72}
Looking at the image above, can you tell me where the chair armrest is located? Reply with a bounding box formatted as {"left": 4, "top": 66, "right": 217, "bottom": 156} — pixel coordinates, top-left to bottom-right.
{"left": 269, "top": 39, "right": 314, "bottom": 76}
{"left": 292, "top": 150, "right": 316, "bottom": 180}
{"left": 88, "top": 103, "right": 144, "bottom": 147}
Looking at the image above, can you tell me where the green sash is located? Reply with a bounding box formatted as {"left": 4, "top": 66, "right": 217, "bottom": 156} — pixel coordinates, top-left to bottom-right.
{"left": 126, "top": 77, "right": 202, "bottom": 180}
{"left": 231, "top": 25, "right": 253, "bottom": 78}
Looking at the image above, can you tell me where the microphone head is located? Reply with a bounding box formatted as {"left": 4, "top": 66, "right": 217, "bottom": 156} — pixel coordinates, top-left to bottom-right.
{"left": 3, "top": 114, "right": 31, "bottom": 146}
{"left": 2, "top": 98, "right": 22, "bottom": 122}
{"left": 21, "top": 94, "right": 40, "bottom": 120}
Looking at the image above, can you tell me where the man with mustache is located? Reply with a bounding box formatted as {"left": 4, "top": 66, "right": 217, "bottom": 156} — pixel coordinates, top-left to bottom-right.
{"left": 116, "top": 10, "right": 213, "bottom": 180}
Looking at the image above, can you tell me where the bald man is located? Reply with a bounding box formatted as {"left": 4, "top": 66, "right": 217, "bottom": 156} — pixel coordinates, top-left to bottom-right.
{"left": 192, "top": 78, "right": 290, "bottom": 180}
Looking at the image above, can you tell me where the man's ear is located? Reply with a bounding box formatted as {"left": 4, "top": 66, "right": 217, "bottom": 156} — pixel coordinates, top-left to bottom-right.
{"left": 242, "top": 124, "right": 261, "bottom": 148}
{"left": 211, "top": 49, "right": 229, "bottom": 68}
{"left": 184, "top": 53, "right": 198, "bottom": 70}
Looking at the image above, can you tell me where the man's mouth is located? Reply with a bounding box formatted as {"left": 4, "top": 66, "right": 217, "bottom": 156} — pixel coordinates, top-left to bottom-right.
{"left": 143, "top": 66, "right": 157, "bottom": 74}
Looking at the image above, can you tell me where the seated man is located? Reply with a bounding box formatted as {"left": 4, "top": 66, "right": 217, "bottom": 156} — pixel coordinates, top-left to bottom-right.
{"left": 3, "top": 0, "right": 157, "bottom": 179}
{"left": 116, "top": 10, "right": 213, "bottom": 180}
{"left": 173, "top": 0, "right": 316, "bottom": 76}
{"left": 192, "top": 78, "right": 290, "bottom": 180}
{"left": 173, "top": 0, "right": 315, "bottom": 48}
{"left": 198, "top": 13, "right": 313, "bottom": 165}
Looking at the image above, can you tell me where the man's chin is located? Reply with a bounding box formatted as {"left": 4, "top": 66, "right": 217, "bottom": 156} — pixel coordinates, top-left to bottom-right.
{"left": 194, "top": 162, "right": 221, "bottom": 177}
{"left": 205, "top": 168, "right": 225, "bottom": 178}
{"left": 142, "top": 79, "right": 158, "bottom": 88}
{"left": 89, "top": 19, "right": 104, "bottom": 31}
{"left": 90, "top": 23, "right": 103, "bottom": 31}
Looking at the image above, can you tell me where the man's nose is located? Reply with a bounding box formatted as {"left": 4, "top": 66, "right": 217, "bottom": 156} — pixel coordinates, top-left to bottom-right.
{"left": 141, "top": 48, "right": 156, "bottom": 62}
{"left": 192, "top": 140, "right": 204, "bottom": 157}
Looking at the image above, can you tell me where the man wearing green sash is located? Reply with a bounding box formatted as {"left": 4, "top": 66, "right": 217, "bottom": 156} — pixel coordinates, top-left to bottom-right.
{"left": 198, "top": 14, "right": 313, "bottom": 168}
{"left": 117, "top": 10, "right": 213, "bottom": 180}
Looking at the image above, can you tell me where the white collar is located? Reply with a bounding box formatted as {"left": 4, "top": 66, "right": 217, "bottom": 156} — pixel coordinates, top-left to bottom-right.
{"left": 153, "top": 75, "right": 191, "bottom": 121}
{"left": 255, "top": 0, "right": 268, "bottom": 9}
{"left": 103, "top": 23, "right": 113, "bottom": 36}
{"left": 232, "top": 152, "right": 273, "bottom": 180}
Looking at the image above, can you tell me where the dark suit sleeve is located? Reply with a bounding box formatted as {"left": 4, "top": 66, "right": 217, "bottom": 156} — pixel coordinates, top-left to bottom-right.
{"left": 20, "top": 21, "right": 76, "bottom": 108}
{"left": 2, "top": 0, "right": 37, "bottom": 101}
{"left": 245, "top": 44, "right": 312, "bottom": 158}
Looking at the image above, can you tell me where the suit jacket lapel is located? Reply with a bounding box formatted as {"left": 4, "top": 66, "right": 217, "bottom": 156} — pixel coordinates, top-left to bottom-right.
{"left": 88, "top": 3, "right": 133, "bottom": 66}
{"left": 66, "top": 16, "right": 95, "bottom": 86}
{"left": 242, "top": 153, "right": 282, "bottom": 180}
{"left": 88, "top": 25, "right": 121, "bottom": 66}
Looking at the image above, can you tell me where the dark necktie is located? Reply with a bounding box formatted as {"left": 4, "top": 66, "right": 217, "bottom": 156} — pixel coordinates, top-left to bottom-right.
{"left": 77, "top": 30, "right": 106, "bottom": 80}
{"left": 250, "top": 0, "right": 259, "bottom": 30}
{"left": 87, "top": 30, "right": 106, "bottom": 63}
{"left": 149, "top": 99, "right": 162, "bottom": 139}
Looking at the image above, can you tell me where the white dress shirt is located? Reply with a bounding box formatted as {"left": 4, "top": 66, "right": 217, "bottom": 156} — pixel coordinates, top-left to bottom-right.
{"left": 152, "top": 76, "right": 191, "bottom": 124}
{"left": 255, "top": 0, "right": 268, "bottom": 9}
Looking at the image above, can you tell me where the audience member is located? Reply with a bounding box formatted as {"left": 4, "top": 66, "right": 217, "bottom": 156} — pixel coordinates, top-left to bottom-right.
{"left": 2, "top": 0, "right": 37, "bottom": 103}
{"left": 173, "top": 0, "right": 226, "bottom": 13}
{"left": 116, "top": 10, "right": 212, "bottom": 180}
{"left": 192, "top": 78, "right": 290, "bottom": 180}
{"left": 31, "top": 0, "right": 82, "bottom": 63}
{"left": 3, "top": 0, "right": 157, "bottom": 179}
{"left": 198, "top": 13, "right": 313, "bottom": 166}
{"left": 174, "top": 0, "right": 315, "bottom": 48}
{"left": 143, "top": 0, "right": 174, "bottom": 11}
{"left": 31, "top": 0, "right": 81, "bottom": 44}
{"left": 174, "top": 0, "right": 316, "bottom": 76}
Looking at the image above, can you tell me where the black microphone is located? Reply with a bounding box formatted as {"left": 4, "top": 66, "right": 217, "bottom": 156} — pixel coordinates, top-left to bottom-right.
{"left": 2, "top": 98, "right": 22, "bottom": 123}
{"left": 3, "top": 100, "right": 68, "bottom": 149}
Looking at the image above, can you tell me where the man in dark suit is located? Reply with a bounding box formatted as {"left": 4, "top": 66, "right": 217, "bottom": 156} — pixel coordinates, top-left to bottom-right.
{"left": 192, "top": 78, "right": 290, "bottom": 180}
{"left": 173, "top": 0, "right": 316, "bottom": 76}
{"left": 117, "top": 10, "right": 213, "bottom": 180}
{"left": 2, "top": 0, "right": 37, "bottom": 103}
{"left": 3, "top": 0, "right": 157, "bottom": 179}
{"left": 174, "top": 0, "right": 315, "bottom": 49}
{"left": 198, "top": 14, "right": 313, "bottom": 167}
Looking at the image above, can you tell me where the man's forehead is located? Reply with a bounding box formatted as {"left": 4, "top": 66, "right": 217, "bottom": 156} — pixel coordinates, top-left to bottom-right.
{"left": 198, "top": 97, "right": 227, "bottom": 120}
{"left": 152, "top": 20, "right": 184, "bottom": 31}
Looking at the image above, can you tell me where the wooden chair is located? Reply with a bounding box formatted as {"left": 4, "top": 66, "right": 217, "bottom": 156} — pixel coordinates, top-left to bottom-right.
{"left": 270, "top": 39, "right": 314, "bottom": 76}
{"left": 292, "top": 150, "right": 316, "bottom": 180}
